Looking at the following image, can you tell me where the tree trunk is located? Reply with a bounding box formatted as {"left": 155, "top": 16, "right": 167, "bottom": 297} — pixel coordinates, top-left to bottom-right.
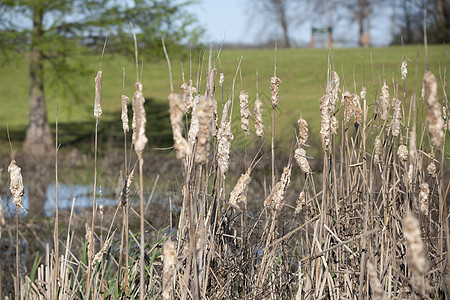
{"left": 23, "top": 3, "right": 53, "bottom": 217}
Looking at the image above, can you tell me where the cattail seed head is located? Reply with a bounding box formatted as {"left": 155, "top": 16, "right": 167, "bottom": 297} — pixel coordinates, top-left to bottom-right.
{"left": 92, "top": 234, "right": 113, "bottom": 266}
{"left": 229, "top": 169, "right": 251, "bottom": 207}
{"left": 294, "top": 148, "right": 311, "bottom": 174}
{"left": 391, "top": 97, "right": 401, "bottom": 137}
{"left": 360, "top": 86, "right": 367, "bottom": 101}
{"left": 401, "top": 60, "right": 408, "bottom": 80}
{"left": 297, "top": 118, "right": 308, "bottom": 147}
{"left": 162, "top": 239, "right": 176, "bottom": 300}
{"left": 264, "top": 164, "right": 291, "bottom": 210}
{"left": 295, "top": 191, "right": 307, "bottom": 214}
{"left": 397, "top": 144, "right": 408, "bottom": 163}
{"left": 374, "top": 135, "right": 382, "bottom": 165}
{"left": 329, "top": 71, "right": 340, "bottom": 108}
{"left": 132, "top": 82, "right": 147, "bottom": 157}
{"left": 8, "top": 160, "right": 25, "bottom": 212}
{"left": 352, "top": 93, "right": 362, "bottom": 125}
{"left": 330, "top": 116, "right": 338, "bottom": 135}
{"left": 424, "top": 71, "right": 444, "bottom": 147}
{"left": 380, "top": 80, "right": 390, "bottom": 121}
{"left": 121, "top": 94, "right": 130, "bottom": 133}
{"left": 207, "top": 67, "right": 217, "bottom": 97}
{"left": 169, "top": 93, "right": 190, "bottom": 160}
{"left": 188, "top": 95, "right": 200, "bottom": 145}
{"left": 254, "top": 96, "right": 265, "bottom": 137}
{"left": 217, "top": 100, "right": 233, "bottom": 177}
{"left": 270, "top": 76, "right": 281, "bottom": 108}
{"left": 119, "top": 168, "right": 135, "bottom": 207}
{"left": 343, "top": 91, "right": 353, "bottom": 125}
{"left": 85, "top": 225, "right": 94, "bottom": 260}
{"left": 427, "top": 162, "right": 436, "bottom": 177}
{"left": 239, "top": 90, "right": 250, "bottom": 134}
{"left": 94, "top": 70, "right": 103, "bottom": 118}
{"left": 219, "top": 73, "right": 224, "bottom": 86}
{"left": 367, "top": 260, "right": 384, "bottom": 299}
{"left": 319, "top": 94, "right": 332, "bottom": 150}
{"left": 195, "top": 96, "right": 213, "bottom": 164}
{"left": 403, "top": 213, "right": 427, "bottom": 292}
{"left": 419, "top": 183, "right": 429, "bottom": 215}
{"left": 181, "top": 80, "right": 197, "bottom": 110}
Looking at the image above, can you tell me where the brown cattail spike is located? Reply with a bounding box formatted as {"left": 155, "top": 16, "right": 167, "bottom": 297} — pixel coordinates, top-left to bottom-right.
{"left": 133, "top": 82, "right": 147, "bottom": 157}
{"left": 254, "top": 96, "right": 265, "bottom": 137}
{"left": 121, "top": 95, "right": 130, "bottom": 133}
{"left": 229, "top": 169, "right": 251, "bottom": 207}
{"left": 419, "top": 183, "right": 429, "bottom": 215}
{"left": 239, "top": 90, "right": 250, "bottom": 134}
{"left": 391, "top": 97, "right": 401, "bottom": 137}
{"left": 270, "top": 76, "right": 281, "bottom": 108}
{"left": 195, "top": 96, "right": 213, "bottom": 164}
{"left": 8, "top": 160, "right": 26, "bottom": 212}
{"left": 169, "top": 93, "right": 190, "bottom": 160}
{"left": 380, "top": 80, "right": 390, "bottom": 121}
{"left": 217, "top": 100, "right": 233, "bottom": 177}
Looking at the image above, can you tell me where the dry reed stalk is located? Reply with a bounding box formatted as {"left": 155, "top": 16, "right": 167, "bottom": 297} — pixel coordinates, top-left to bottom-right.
{"left": 195, "top": 96, "right": 213, "bottom": 164}
{"left": 366, "top": 260, "right": 384, "bottom": 299}
{"left": 270, "top": 76, "right": 281, "bottom": 109}
{"left": 94, "top": 70, "right": 103, "bottom": 118}
{"left": 397, "top": 144, "right": 408, "bottom": 163}
{"left": 403, "top": 213, "right": 427, "bottom": 294}
{"left": 294, "top": 148, "right": 311, "bottom": 174}
{"left": 8, "top": 160, "right": 25, "bottom": 212}
{"left": 254, "top": 95, "right": 265, "bottom": 137}
{"left": 380, "top": 80, "right": 390, "bottom": 121}
{"left": 264, "top": 164, "right": 291, "bottom": 210}
{"left": 229, "top": 169, "right": 252, "bottom": 207}
{"left": 217, "top": 100, "right": 233, "bottom": 177}
{"left": 133, "top": 82, "right": 148, "bottom": 156}
{"left": 169, "top": 93, "right": 190, "bottom": 160}
{"left": 374, "top": 135, "right": 382, "bottom": 165}
{"left": 423, "top": 70, "right": 444, "bottom": 147}
{"left": 419, "top": 183, "right": 430, "bottom": 216}
{"left": 239, "top": 90, "right": 250, "bottom": 134}
{"left": 121, "top": 94, "right": 130, "bottom": 133}
{"left": 0, "top": 198, "right": 4, "bottom": 238}
{"left": 392, "top": 97, "right": 402, "bottom": 137}
{"left": 162, "top": 239, "right": 176, "bottom": 300}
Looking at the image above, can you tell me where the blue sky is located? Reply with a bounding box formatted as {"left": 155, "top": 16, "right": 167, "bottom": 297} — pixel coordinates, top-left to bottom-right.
{"left": 187, "top": 1, "right": 394, "bottom": 47}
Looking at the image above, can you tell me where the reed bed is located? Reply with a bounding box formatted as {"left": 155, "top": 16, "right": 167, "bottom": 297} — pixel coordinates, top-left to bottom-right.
{"left": 1, "top": 40, "right": 449, "bottom": 300}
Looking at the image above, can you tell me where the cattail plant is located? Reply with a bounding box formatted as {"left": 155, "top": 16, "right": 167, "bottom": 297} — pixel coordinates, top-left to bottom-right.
{"left": 132, "top": 82, "right": 148, "bottom": 156}
{"left": 352, "top": 93, "right": 362, "bottom": 126}
{"left": 374, "top": 135, "right": 382, "bottom": 165}
{"left": 264, "top": 164, "right": 291, "bottom": 210}
{"left": 397, "top": 144, "right": 408, "bottom": 163}
{"left": 8, "top": 160, "right": 25, "bottom": 212}
{"left": 270, "top": 76, "right": 281, "bottom": 109}
{"left": 380, "top": 79, "right": 390, "bottom": 121}
{"left": 367, "top": 260, "right": 384, "bottom": 299}
{"left": 319, "top": 94, "right": 332, "bottom": 150}
{"left": 419, "top": 183, "right": 430, "bottom": 215}
{"left": 403, "top": 213, "right": 427, "bottom": 295}
{"left": 401, "top": 60, "right": 408, "bottom": 80}
{"left": 162, "top": 239, "right": 176, "bottom": 300}
{"left": 195, "top": 96, "right": 213, "bottom": 164}
{"left": 391, "top": 97, "right": 401, "bottom": 136}
{"left": 239, "top": 90, "right": 250, "bottom": 134}
{"left": 343, "top": 91, "right": 353, "bottom": 125}
{"left": 229, "top": 169, "right": 252, "bottom": 207}
{"left": 295, "top": 191, "right": 307, "bottom": 214}
{"left": 294, "top": 148, "right": 311, "bottom": 174}
{"left": 121, "top": 94, "right": 130, "bottom": 133}
{"left": 188, "top": 95, "right": 200, "bottom": 145}
{"left": 94, "top": 71, "right": 103, "bottom": 118}
{"left": 254, "top": 94, "right": 265, "bottom": 137}
{"left": 217, "top": 100, "right": 233, "bottom": 177}
{"left": 423, "top": 70, "right": 444, "bottom": 147}
{"left": 297, "top": 118, "right": 308, "bottom": 148}
{"left": 169, "top": 93, "right": 190, "bottom": 160}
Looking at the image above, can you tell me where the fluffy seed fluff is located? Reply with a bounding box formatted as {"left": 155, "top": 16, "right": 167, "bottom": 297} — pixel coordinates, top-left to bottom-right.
{"left": 207, "top": 67, "right": 217, "bottom": 97}
{"left": 254, "top": 96, "right": 265, "bottom": 137}
{"left": 294, "top": 148, "right": 311, "bottom": 174}
{"left": 360, "top": 86, "right": 367, "bottom": 101}
{"left": 330, "top": 116, "right": 338, "bottom": 135}
{"left": 391, "top": 97, "right": 401, "bottom": 137}
{"left": 94, "top": 70, "right": 103, "bottom": 118}
{"left": 329, "top": 71, "right": 340, "bottom": 108}
{"left": 8, "top": 160, "right": 25, "bottom": 212}
{"left": 397, "top": 144, "right": 408, "bottom": 163}
{"left": 181, "top": 80, "right": 197, "bottom": 110}
{"left": 352, "top": 93, "right": 362, "bottom": 125}
{"left": 343, "top": 91, "right": 353, "bottom": 125}
{"left": 162, "top": 239, "right": 176, "bottom": 300}
{"left": 401, "top": 60, "right": 408, "bottom": 80}
{"left": 219, "top": 73, "right": 224, "bottom": 86}
{"left": 121, "top": 94, "right": 129, "bottom": 133}
{"left": 270, "top": 76, "right": 281, "bottom": 108}
{"left": 380, "top": 80, "right": 390, "bottom": 121}
{"left": 217, "top": 100, "right": 233, "bottom": 177}
{"left": 195, "top": 96, "right": 213, "bottom": 164}
{"left": 319, "top": 94, "right": 332, "bottom": 150}
{"left": 367, "top": 260, "right": 384, "bottom": 299}
{"left": 419, "top": 183, "right": 429, "bottom": 216}
{"left": 427, "top": 162, "right": 436, "bottom": 177}
{"left": 132, "top": 82, "right": 148, "bottom": 157}
{"left": 407, "top": 163, "right": 414, "bottom": 185}
{"left": 92, "top": 234, "right": 113, "bottom": 266}
{"left": 169, "top": 93, "right": 190, "bottom": 160}
{"left": 403, "top": 213, "right": 427, "bottom": 292}
{"left": 239, "top": 90, "right": 250, "bottom": 134}
{"left": 264, "top": 165, "right": 291, "bottom": 210}
{"left": 188, "top": 95, "right": 200, "bottom": 145}
{"left": 424, "top": 71, "right": 444, "bottom": 147}
{"left": 229, "top": 169, "right": 251, "bottom": 207}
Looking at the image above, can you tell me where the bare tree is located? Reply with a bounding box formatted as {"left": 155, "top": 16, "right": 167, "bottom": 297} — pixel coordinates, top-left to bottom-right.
{"left": 250, "top": 0, "right": 315, "bottom": 47}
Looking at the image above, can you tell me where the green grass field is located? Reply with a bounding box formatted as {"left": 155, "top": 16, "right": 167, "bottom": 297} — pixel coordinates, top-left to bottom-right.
{"left": 1, "top": 45, "right": 448, "bottom": 151}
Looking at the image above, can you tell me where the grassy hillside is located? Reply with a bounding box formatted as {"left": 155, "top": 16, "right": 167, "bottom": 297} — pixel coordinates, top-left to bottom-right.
{"left": 0, "top": 45, "right": 448, "bottom": 151}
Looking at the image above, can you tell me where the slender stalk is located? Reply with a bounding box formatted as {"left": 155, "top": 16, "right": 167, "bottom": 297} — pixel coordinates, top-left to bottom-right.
{"left": 139, "top": 156, "right": 145, "bottom": 300}
{"left": 54, "top": 103, "right": 59, "bottom": 280}
{"left": 15, "top": 207, "right": 19, "bottom": 300}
